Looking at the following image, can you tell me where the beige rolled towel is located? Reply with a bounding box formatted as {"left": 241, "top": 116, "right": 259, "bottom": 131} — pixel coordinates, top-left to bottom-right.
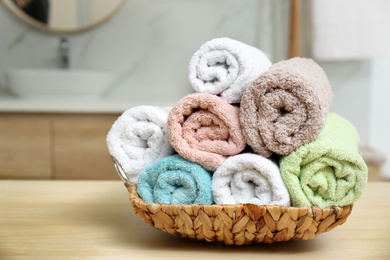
{"left": 240, "top": 57, "right": 332, "bottom": 157}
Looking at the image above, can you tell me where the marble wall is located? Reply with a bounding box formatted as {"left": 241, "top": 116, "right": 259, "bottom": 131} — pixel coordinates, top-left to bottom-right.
{"left": 0, "top": 0, "right": 290, "bottom": 104}
{"left": 0, "top": 0, "right": 381, "bottom": 160}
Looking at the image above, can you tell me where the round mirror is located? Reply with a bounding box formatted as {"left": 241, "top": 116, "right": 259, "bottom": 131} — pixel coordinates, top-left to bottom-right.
{"left": 1, "top": 0, "right": 125, "bottom": 33}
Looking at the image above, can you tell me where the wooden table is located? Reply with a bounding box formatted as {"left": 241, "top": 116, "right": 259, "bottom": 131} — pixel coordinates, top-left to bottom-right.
{"left": 1, "top": 181, "right": 389, "bottom": 260}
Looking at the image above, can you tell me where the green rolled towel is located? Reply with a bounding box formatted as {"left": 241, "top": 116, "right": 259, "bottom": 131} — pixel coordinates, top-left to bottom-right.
{"left": 279, "top": 113, "right": 368, "bottom": 208}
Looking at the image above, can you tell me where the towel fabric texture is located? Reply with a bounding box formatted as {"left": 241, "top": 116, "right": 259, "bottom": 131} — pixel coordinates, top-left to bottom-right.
{"left": 279, "top": 113, "right": 368, "bottom": 208}
{"left": 240, "top": 57, "right": 333, "bottom": 158}
{"left": 137, "top": 155, "right": 213, "bottom": 204}
{"left": 168, "top": 93, "right": 246, "bottom": 171}
{"left": 106, "top": 106, "right": 175, "bottom": 183}
{"left": 188, "top": 37, "right": 272, "bottom": 104}
{"left": 212, "top": 153, "right": 291, "bottom": 206}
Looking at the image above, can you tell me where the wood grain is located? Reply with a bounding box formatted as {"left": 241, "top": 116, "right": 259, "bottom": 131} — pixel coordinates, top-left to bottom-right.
{"left": 0, "top": 114, "right": 51, "bottom": 179}
{"left": 0, "top": 113, "right": 121, "bottom": 180}
{"left": 52, "top": 114, "right": 120, "bottom": 180}
{"left": 288, "top": 0, "right": 301, "bottom": 58}
{"left": 0, "top": 181, "right": 389, "bottom": 259}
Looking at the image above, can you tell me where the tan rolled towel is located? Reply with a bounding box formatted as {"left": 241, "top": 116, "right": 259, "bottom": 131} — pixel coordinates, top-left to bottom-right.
{"left": 240, "top": 57, "right": 332, "bottom": 157}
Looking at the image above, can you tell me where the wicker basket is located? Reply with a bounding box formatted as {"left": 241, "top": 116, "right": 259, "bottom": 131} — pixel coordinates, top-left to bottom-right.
{"left": 112, "top": 157, "right": 353, "bottom": 245}
{"left": 125, "top": 183, "right": 353, "bottom": 245}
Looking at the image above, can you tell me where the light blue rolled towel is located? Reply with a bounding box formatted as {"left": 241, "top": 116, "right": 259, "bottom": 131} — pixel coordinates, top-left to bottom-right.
{"left": 137, "top": 155, "right": 213, "bottom": 204}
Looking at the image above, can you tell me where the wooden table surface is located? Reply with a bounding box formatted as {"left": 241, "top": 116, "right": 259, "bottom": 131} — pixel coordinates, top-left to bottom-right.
{"left": 1, "top": 181, "right": 389, "bottom": 260}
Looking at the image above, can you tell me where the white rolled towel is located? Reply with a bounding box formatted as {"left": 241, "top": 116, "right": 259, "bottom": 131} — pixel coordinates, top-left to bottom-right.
{"left": 212, "top": 153, "right": 291, "bottom": 206}
{"left": 188, "top": 37, "right": 272, "bottom": 104}
{"left": 106, "top": 106, "right": 175, "bottom": 183}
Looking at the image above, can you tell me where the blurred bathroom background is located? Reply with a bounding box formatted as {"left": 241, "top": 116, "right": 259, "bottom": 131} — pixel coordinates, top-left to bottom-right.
{"left": 0, "top": 0, "right": 389, "bottom": 180}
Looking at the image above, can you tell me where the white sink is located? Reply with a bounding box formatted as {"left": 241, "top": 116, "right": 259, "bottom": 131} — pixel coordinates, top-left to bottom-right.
{"left": 6, "top": 69, "right": 113, "bottom": 99}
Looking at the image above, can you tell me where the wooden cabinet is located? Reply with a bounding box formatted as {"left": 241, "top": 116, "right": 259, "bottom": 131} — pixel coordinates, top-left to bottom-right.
{"left": 0, "top": 114, "right": 51, "bottom": 179}
{"left": 0, "top": 113, "right": 121, "bottom": 180}
{"left": 52, "top": 114, "right": 119, "bottom": 180}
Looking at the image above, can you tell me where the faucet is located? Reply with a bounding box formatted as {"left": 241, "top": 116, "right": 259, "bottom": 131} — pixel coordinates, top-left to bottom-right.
{"left": 59, "top": 37, "right": 70, "bottom": 69}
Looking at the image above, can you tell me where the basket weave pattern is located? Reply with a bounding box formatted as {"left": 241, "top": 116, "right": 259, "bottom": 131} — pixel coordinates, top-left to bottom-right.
{"left": 126, "top": 183, "right": 353, "bottom": 245}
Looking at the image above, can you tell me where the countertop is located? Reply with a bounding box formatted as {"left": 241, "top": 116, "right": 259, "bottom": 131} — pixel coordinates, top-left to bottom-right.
{"left": 1, "top": 181, "right": 389, "bottom": 260}
{"left": 0, "top": 95, "right": 176, "bottom": 113}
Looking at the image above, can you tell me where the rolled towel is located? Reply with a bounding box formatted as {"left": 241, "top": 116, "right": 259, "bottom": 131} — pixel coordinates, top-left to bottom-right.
{"left": 168, "top": 93, "right": 246, "bottom": 171}
{"left": 240, "top": 57, "right": 333, "bottom": 157}
{"left": 280, "top": 113, "right": 368, "bottom": 208}
{"left": 106, "top": 106, "right": 175, "bottom": 183}
{"left": 137, "top": 155, "right": 213, "bottom": 204}
{"left": 212, "top": 153, "right": 291, "bottom": 206}
{"left": 188, "top": 37, "right": 272, "bottom": 104}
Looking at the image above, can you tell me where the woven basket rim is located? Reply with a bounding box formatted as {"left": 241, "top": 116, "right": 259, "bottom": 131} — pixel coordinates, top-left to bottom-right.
{"left": 125, "top": 182, "right": 354, "bottom": 211}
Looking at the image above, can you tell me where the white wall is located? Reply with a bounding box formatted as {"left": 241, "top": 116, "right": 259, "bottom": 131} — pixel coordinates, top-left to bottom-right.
{"left": 320, "top": 60, "right": 371, "bottom": 146}
{"left": 370, "top": 57, "right": 390, "bottom": 177}
{"left": 85, "top": 0, "right": 123, "bottom": 25}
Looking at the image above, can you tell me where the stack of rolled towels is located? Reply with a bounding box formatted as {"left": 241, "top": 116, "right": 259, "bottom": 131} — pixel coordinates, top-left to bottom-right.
{"left": 106, "top": 37, "right": 368, "bottom": 209}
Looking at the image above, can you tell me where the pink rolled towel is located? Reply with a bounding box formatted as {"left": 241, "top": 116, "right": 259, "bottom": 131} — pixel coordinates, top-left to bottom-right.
{"left": 240, "top": 57, "right": 333, "bottom": 157}
{"left": 168, "top": 93, "right": 246, "bottom": 171}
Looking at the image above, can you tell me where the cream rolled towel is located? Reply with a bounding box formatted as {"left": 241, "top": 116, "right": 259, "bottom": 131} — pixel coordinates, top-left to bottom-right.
{"left": 106, "top": 106, "right": 175, "bottom": 183}
{"left": 168, "top": 93, "right": 246, "bottom": 171}
{"left": 212, "top": 153, "right": 291, "bottom": 206}
{"left": 240, "top": 57, "right": 333, "bottom": 157}
{"left": 188, "top": 37, "right": 272, "bottom": 104}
